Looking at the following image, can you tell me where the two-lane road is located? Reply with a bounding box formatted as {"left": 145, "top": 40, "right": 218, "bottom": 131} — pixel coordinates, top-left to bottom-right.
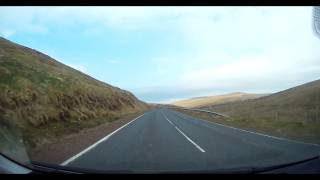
{"left": 62, "top": 108, "right": 320, "bottom": 172}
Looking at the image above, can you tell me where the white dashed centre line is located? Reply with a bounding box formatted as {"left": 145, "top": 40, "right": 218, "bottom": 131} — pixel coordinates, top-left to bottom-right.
{"left": 161, "top": 111, "right": 206, "bottom": 153}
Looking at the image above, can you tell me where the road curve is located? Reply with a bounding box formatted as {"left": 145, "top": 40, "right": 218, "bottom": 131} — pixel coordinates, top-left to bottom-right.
{"left": 63, "top": 108, "right": 320, "bottom": 172}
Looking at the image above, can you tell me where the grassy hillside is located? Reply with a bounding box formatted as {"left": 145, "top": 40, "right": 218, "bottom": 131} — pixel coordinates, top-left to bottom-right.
{"left": 172, "top": 92, "right": 266, "bottom": 108}
{"left": 195, "top": 80, "right": 320, "bottom": 143}
{"left": 0, "top": 37, "right": 148, "bottom": 151}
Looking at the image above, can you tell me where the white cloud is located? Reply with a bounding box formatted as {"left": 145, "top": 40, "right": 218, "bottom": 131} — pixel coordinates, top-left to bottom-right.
{"left": 0, "top": 7, "right": 49, "bottom": 35}
{"left": 0, "top": 29, "right": 15, "bottom": 38}
{"left": 64, "top": 63, "right": 87, "bottom": 73}
{"left": 1, "top": 7, "right": 319, "bottom": 102}
{"left": 171, "top": 7, "right": 320, "bottom": 94}
{"left": 156, "top": 97, "right": 186, "bottom": 104}
{"left": 133, "top": 7, "right": 320, "bottom": 101}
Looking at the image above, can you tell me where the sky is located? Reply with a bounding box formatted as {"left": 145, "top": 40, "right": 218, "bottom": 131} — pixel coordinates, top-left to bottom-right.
{"left": 1, "top": 6, "right": 320, "bottom": 103}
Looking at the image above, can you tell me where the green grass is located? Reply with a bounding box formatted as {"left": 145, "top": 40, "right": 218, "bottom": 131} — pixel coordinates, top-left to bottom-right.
{"left": 174, "top": 108, "right": 320, "bottom": 144}
{"left": 1, "top": 116, "right": 97, "bottom": 151}
{"left": 177, "top": 79, "right": 320, "bottom": 144}
{"left": 20, "top": 110, "right": 141, "bottom": 149}
{"left": 0, "top": 37, "right": 149, "bottom": 151}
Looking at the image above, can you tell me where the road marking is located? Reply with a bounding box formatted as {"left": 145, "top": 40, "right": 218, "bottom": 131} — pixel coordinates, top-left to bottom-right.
{"left": 166, "top": 117, "right": 175, "bottom": 126}
{"left": 174, "top": 127, "right": 206, "bottom": 153}
{"left": 161, "top": 111, "right": 205, "bottom": 153}
{"left": 172, "top": 110, "right": 320, "bottom": 147}
{"left": 60, "top": 113, "right": 146, "bottom": 166}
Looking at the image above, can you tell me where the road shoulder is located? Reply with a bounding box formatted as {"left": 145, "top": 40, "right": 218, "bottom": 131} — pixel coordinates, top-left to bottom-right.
{"left": 28, "top": 111, "right": 147, "bottom": 165}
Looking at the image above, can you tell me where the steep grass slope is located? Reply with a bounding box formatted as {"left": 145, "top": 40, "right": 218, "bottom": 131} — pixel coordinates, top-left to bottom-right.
{"left": 0, "top": 37, "right": 148, "bottom": 150}
{"left": 199, "top": 80, "right": 320, "bottom": 143}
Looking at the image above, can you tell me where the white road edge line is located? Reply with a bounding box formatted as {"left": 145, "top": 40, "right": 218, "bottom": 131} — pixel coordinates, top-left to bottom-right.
{"left": 161, "top": 111, "right": 205, "bottom": 153}
{"left": 173, "top": 110, "right": 320, "bottom": 147}
{"left": 60, "top": 113, "right": 146, "bottom": 166}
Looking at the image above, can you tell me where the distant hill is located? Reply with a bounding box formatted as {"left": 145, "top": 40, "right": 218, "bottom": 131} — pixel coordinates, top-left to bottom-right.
{"left": 172, "top": 92, "right": 267, "bottom": 108}
{"left": 0, "top": 37, "right": 148, "bottom": 150}
{"left": 206, "top": 80, "right": 320, "bottom": 122}
{"left": 199, "top": 80, "right": 320, "bottom": 143}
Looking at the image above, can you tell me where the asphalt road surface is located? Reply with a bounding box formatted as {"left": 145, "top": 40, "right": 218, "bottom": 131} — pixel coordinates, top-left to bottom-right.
{"left": 62, "top": 108, "right": 320, "bottom": 172}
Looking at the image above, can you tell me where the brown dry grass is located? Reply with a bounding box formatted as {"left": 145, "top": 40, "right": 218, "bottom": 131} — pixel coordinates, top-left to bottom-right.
{"left": 0, "top": 37, "right": 148, "bottom": 152}
{"left": 173, "top": 79, "right": 320, "bottom": 144}
{"left": 172, "top": 92, "right": 266, "bottom": 108}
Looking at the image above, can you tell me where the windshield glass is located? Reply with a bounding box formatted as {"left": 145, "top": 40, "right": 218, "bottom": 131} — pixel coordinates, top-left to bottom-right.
{"left": 1, "top": 6, "right": 320, "bottom": 173}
